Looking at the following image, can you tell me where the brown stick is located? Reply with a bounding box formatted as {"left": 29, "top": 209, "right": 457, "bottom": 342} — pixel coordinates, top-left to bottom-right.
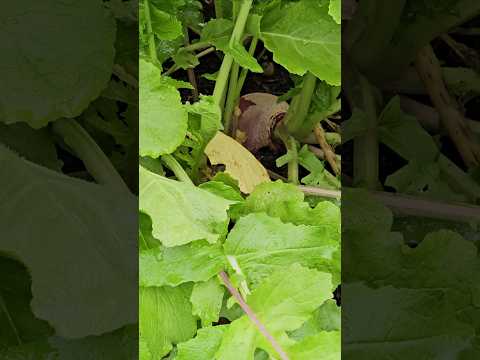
{"left": 415, "top": 44, "right": 480, "bottom": 168}
{"left": 313, "top": 124, "right": 340, "bottom": 176}
{"left": 219, "top": 271, "right": 290, "bottom": 360}
{"left": 299, "top": 185, "right": 480, "bottom": 223}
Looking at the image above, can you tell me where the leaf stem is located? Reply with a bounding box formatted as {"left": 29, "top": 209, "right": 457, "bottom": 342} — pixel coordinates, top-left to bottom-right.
{"left": 212, "top": 0, "right": 254, "bottom": 107}
{"left": 236, "top": 37, "right": 258, "bottom": 96}
{"left": 313, "top": 124, "right": 340, "bottom": 176}
{"left": 143, "top": 0, "right": 159, "bottom": 64}
{"left": 223, "top": 63, "right": 240, "bottom": 134}
{"left": 214, "top": 0, "right": 224, "bottom": 18}
{"left": 161, "top": 154, "right": 193, "bottom": 185}
{"left": 284, "top": 72, "right": 317, "bottom": 136}
{"left": 219, "top": 271, "right": 290, "bottom": 360}
{"left": 52, "top": 119, "right": 129, "bottom": 192}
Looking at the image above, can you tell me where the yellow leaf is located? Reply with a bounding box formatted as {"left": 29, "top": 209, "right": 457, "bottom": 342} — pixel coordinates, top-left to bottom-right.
{"left": 205, "top": 132, "right": 270, "bottom": 193}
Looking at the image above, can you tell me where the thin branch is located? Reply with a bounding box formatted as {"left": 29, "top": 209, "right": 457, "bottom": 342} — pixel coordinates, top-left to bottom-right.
{"left": 299, "top": 185, "right": 480, "bottom": 223}
{"left": 399, "top": 95, "right": 480, "bottom": 135}
{"left": 299, "top": 186, "right": 341, "bottom": 200}
{"left": 371, "top": 191, "right": 480, "bottom": 223}
{"left": 313, "top": 124, "right": 340, "bottom": 176}
{"left": 219, "top": 271, "right": 290, "bottom": 360}
{"left": 415, "top": 44, "right": 480, "bottom": 168}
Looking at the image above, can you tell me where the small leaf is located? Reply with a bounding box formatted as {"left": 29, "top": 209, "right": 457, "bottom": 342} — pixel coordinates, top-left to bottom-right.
{"left": 139, "top": 59, "right": 188, "bottom": 157}
{"left": 190, "top": 278, "right": 225, "bottom": 327}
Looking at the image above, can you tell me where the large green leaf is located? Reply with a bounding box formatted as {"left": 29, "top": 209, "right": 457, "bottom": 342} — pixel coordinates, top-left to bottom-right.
{"left": 139, "top": 166, "right": 233, "bottom": 247}
{"left": 0, "top": 145, "right": 137, "bottom": 338}
{"left": 0, "top": 0, "right": 116, "bottom": 128}
{"left": 140, "top": 241, "right": 226, "bottom": 287}
{"left": 139, "top": 59, "right": 188, "bottom": 157}
{"left": 231, "top": 181, "right": 340, "bottom": 230}
{"left": 0, "top": 326, "right": 137, "bottom": 360}
{"left": 224, "top": 213, "right": 339, "bottom": 288}
{"left": 140, "top": 285, "right": 197, "bottom": 359}
{"left": 287, "top": 331, "right": 340, "bottom": 360}
{"left": 0, "top": 258, "right": 53, "bottom": 350}
{"left": 260, "top": 0, "right": 340, "bottom": 85}
{"left": 343, "top": 283, "right": 474, "bottom": 359}
{"left": 216, "top": 264, "right": 333, "bottom": 359}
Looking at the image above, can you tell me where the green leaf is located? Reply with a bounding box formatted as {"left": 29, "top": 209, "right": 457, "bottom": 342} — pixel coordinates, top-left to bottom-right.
{"left": 173, "top": 48, "right": 200, "bottom": 69}
{"left": 139, "top": 167, "right": 233, "bottom": 247}
{"left": 140, "top": 285, "right": 197, "bottom": 359}
{"left": 378, "top": 96, "right": 438, "bottom": 163}
{"left": 201, "top": 19, "right": 263, "bottom": 73}
{"left": 139, "top": 59, "right": 188, "bottom": 157}
{"left": 298, "top": 145, "right": 340, "bottom": 189}
{"left": 199, "top": 181, "right": 244, "bottom": 202}
{"left": 224, "top": 213, "right": 339, "bottom": 288}
{"left": 230, "top": 180, "right": 340, "bottom": 230}
{"left": 289, "top": 300, "right": 340, "bottom": 341}
{"left": 341, "top": 108, "right": 369, "bottom": 143}
{"left": 150, "top": 7, "right": 183, "bottom": 40}
{"left": 261, "top": 0, "right": 340, "bottom": 85}
{"left": 0, "top": 123, "right": 62, "bottom": 171}
{"left": 0, "top": 326, "right": 137, "bottom": 360}
{"left": 328, "top": 0, "right": 341, "bottom": 24}
{"left": 174, "top": 96, "right": 222, "bottom": 179}
{"left": 140, "top": 241, "right": 226, "bottom": 287}
{"left": 0, "top": 0, "right": 116, "bottom": 128}
{"left": 0, "top": 258, "right": 53, "bottom": 349}
{"left": 216, "top": 264, "right": 333, "bottom": 359}
{"left": 343, "top": 283, "right": 474, "bottom": 359}
{"left": 0, "top": 145, "right": 137, "bottom": 338}
{"left": 190, "top": 278, "right": 225, "bottom": 326}
{"left": 176, "top": 326, "right": 228, "bottom": 360}
{"left": 288, "top": 331, "right": 340, "bottom": 360}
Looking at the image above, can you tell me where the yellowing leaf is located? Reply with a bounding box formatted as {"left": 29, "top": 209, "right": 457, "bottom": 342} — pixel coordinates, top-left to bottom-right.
{"left": 204, "top": 132, "right": 270, "bottom": 193}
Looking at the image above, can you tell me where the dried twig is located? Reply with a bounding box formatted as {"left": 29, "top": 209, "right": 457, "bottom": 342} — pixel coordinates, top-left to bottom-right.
{"left": 415, "top": 44, "right": 480, "bottom": 168}
{"left": 299, "top": 185, "right": 480, "bottom": 223}
{"left": 313, "top": 124, "right": 340, "bottom": 176}
{"left": 219, "top": 271, "right": 290, "bottom": 360}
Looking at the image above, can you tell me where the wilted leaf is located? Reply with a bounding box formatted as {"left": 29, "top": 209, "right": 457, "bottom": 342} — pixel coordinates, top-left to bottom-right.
{"left": 205, "top": 132, "right": 270, "bottom": 193}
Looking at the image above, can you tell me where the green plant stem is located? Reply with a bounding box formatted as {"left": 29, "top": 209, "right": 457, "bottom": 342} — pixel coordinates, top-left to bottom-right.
{"left": 344, "top": 56, "right": 379, "bottom": 190}
{"left": 52, "top": 119, "right": 129, "bottom": 192}
{"left": 223, "top": 63, "right": 240, "bottom": 134}
{"left": 161, "top": 154, "right": 193, "bottom": 185}
{"left": 143, "top": 0, "right": 159, "bottom": 64}
{"left": 214, "top": 0, "right": 224, "bottom": 18}
{"left": 286, "top": 136, "right": 299, "bottom": 184}
{"left": 353, "top": 75, "right": 379, "bottom": 189}
{"left": 183, "top": 41, "right": 210, "bottom": 52}
{"left": 236, "top": 37, "right": 258, "bottom": 95}
{"left": 284, "top": 72, "right": 317, "bottom": 136}
{"left": 212, "top": 0, "right": 254, "bottom": 107}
